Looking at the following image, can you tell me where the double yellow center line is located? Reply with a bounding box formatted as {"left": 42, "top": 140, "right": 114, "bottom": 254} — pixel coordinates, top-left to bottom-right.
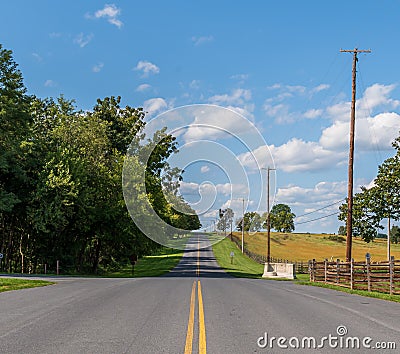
{"left": 184, "top": 280, "right": 206, "bottom": 354}
{"left": 185, "top": 236, "right": 206, "bottom": 353}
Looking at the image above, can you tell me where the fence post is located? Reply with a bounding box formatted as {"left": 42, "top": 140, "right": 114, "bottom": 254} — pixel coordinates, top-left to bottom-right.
{"left": 336, "top": 259, "right": 340, "bottom": 285}
{"left": 390, "top": 256, "right": 394, "bottom": 295}
{"left": 309, "top": 259, "right": 315, "bottom": 282}
{"left": 324, "top": 259, "right": 327, "bottom": 283}
{"left": 366, "top": 257, "right": 371, "bottom": 292}
{"left": 350, "top": 258, "right": 354, "bottom": 290}
{"left": 56, "top": 260, "right": 59, "bottom": 275}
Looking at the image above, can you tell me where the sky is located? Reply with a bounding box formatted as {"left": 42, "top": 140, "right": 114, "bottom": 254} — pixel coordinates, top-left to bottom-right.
{"left": 1, "top": 1, "right": 400, "bottom": 233}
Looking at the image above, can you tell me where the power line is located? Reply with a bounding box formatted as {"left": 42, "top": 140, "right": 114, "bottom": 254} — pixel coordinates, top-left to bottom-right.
{"left": 294, "top": 198, "right": 345, "bottom": 219}
{"left": 357, "top": 63, "right": 384, "bottom": 164}
{"left": 295, "top": 211, "right": 340, "bottom": 225}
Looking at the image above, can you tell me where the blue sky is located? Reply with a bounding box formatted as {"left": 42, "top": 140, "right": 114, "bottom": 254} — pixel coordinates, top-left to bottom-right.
{"left": 2, "top": 1, "right": 400, "bottom": 233}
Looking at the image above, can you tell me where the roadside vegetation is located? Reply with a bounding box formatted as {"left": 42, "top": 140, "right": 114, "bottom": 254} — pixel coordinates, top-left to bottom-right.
{"left": 296, "top": 275, "right": 400, "bottom": 303}
{"left": 106, "top": 247, "right": 184, "bottom": 277}
{"left": 0, "top": 44, "right": 200, "bottom": 276}
{"left": 0, "top": 278, "right": 54, "bottom": 293}
{"left": 212, "top": 237, "right": 264, "bottom": 278}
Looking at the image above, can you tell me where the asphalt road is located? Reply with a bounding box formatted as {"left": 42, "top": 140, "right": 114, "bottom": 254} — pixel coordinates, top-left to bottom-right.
{"left": 1, "top": 233, "right": 400, "bottom": 353}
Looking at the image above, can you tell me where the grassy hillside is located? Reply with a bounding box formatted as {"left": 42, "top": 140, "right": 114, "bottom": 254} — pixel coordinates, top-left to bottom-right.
{"left": 231, "top": 231, "right": 400, "bottom": 262}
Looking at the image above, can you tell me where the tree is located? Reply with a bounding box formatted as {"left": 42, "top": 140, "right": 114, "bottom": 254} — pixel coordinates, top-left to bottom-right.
{"left": 338, "top": 133, "right": 400, "bottom": 243}
{"left": 0, "top": 45, "right": 30, "bottom": 212}
{"left": 236, "top": 212, "right": 262, "bottom": 232}
{"left": 0, "top": 45, "right": 32, "bottom": 272}
{"left": 267, "top": 204, "right": 296, "bottom": 233}
{"left": 0, "top": 44, "right": 201, "bottom": 274}
{"left": 338, "top": 190, "right": 379, "bottom": 243}
{"left": 338, "top": 225, "right": 346, "bottom": 236}
{"left": 390, "top": 226, "right": 400, "bottom": 244}
{"left": 216, "top": 208, "right": 234, "bottom": 234}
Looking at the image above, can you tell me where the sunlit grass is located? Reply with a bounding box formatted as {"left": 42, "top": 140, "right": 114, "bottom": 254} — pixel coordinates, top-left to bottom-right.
{"left": 0, "top": 278, "right": 54, "bottom": 293}
{"left": 212, "top": 237, "right": 264, "bottom": 278}
{"left": 232, "top": 232, "right": 400, "bottom": 262}
{"left": 106, "top": 247, "right": 184, "bottom": 277}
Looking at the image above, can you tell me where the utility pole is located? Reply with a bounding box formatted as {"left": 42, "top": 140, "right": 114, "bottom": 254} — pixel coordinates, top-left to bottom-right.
{"left": 263, "top": 167, "right": 276, "bottom": 264}
{"left": 340, "top": 48, "right": 371, "bottom": 262}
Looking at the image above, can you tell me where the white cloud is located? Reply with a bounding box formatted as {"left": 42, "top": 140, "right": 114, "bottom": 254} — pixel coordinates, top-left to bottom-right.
{"left": 264, "top": 83, "right": 329, "bottom": 124}
{"left": 275, "top": 181, "right": 348, "bottom": 230}
{"left": 92, "top": 62, "right": 104, "bottom": 72}
{"left": 263, "top": 103, "right": 291, "bottom": 122}
{"left": 182, "top": 106, "right": 255, "bottom": 142}
{"left": 238, "top": 140, "right": 344, "bottom": 173}
{"left": 325, "top": 101, "right": 351, "bottom": 122}
{"left": 209, "top": 88, "right": 251, "bottom": 105}
{"left": 326, "top": 83, "right": 400, "bottom": 122}
{"left": 200, "top": 165, "right": 210, "bottom": 173}
{"left": 276, "top": 181, "right": 347, "bottom": 206}
{"left": 135, "top": 60, "right": 160, "bottom": 77}
{"left": 191, "top": 35, "right": 214, "bottom": 46}
{"left": 49, "top": 32, "right": 62, "bottom": 38}
{"left": 189, "top": 80, "right": 200, "bottom": 89}
{"left": 264, "top": 102, "right": 310, "bottom": 124}
{"left": 264, "top": 92, "right": 293, "bottom": 104}
{"left": 136, "top": 83, "right": 151, "bottom": 92}
{"left": 311, "top": 84, "right": 330, "bottom": 94}
{"left": 320, "top": 111, "right": 400, "bottom": 151}
{"left": 74, "top": 33, "right": 94, "bottom": 48}
{"left": 32, "top": 53, "right": 43, "bottom": 62}
{"left": 268, "top": 83, "right": 306, "bottom": 94}
{"left": 143, "top": 98, "right": 168, "bottom": 116}
{"left": 216, "top": 183, "right": 248, "bottom": 196}
{"left": 206, "top": 89, "right": 254, "bottom": 122}
{"left": 231, "top": 74, "right": 249, "bottom": 81}
{"left": 44, "top": 80, "right": 56, "bottom": 88}
{"left": 303, "top": 108, "right": 322, "bottom": 119}
{"left": 357, "top": 83, "right": 400, "bottom": 114}
{"left": 239, "top": 111, "right": 400, "bottom": 174}
{"left": 93, "top": 4, "right": 123, "bottom": 28}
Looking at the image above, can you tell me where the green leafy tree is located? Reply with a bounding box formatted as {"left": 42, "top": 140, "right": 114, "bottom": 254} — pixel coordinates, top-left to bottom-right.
{"left": 338, "top": 225, "right": 346, "bottom": 236}
{"left": 266, "top": 204, "right": 296, "bottom": 233}
{"left": 338, "top": 190, "right": 379, "bottom": 243}
{"left": 339, "top": 134, "right": 400, "bottom": 243}
{"left": 391, "top": 226, "right": 400, "bottom": 244}
{"left": 236, "top": 212, "right": 262, "bottom": 232}
{"left": 217, "top": 208, "right": 234, "bottom": 233}
{"left": 0, "top": 44, "right": 200, "bottom": 274}
{"left": 0, "top": 45, "right": 32, "bottom": 272}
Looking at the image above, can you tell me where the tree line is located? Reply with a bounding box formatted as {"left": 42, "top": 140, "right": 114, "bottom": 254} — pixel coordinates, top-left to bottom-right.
{"left": 217, "top": 204, "right": 296, "bottom": 233}
{"left": 0, "top": 44, "right": 200, "bottom": 274}
{"left": 338, "top": 134, "right": 400, "bottom": 243}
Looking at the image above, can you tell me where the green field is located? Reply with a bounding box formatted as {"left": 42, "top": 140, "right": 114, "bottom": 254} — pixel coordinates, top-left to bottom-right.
{"left": 0, "top": 278, "right": 54, "bottom": 293}
{"left": 231, "top": 231, "right": 400, "bottom": 262}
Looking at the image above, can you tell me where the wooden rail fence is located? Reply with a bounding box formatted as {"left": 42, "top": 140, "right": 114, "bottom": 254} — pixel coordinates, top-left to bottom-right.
{"left": 308, "top": 257, "right": 400, "bottom": 295}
